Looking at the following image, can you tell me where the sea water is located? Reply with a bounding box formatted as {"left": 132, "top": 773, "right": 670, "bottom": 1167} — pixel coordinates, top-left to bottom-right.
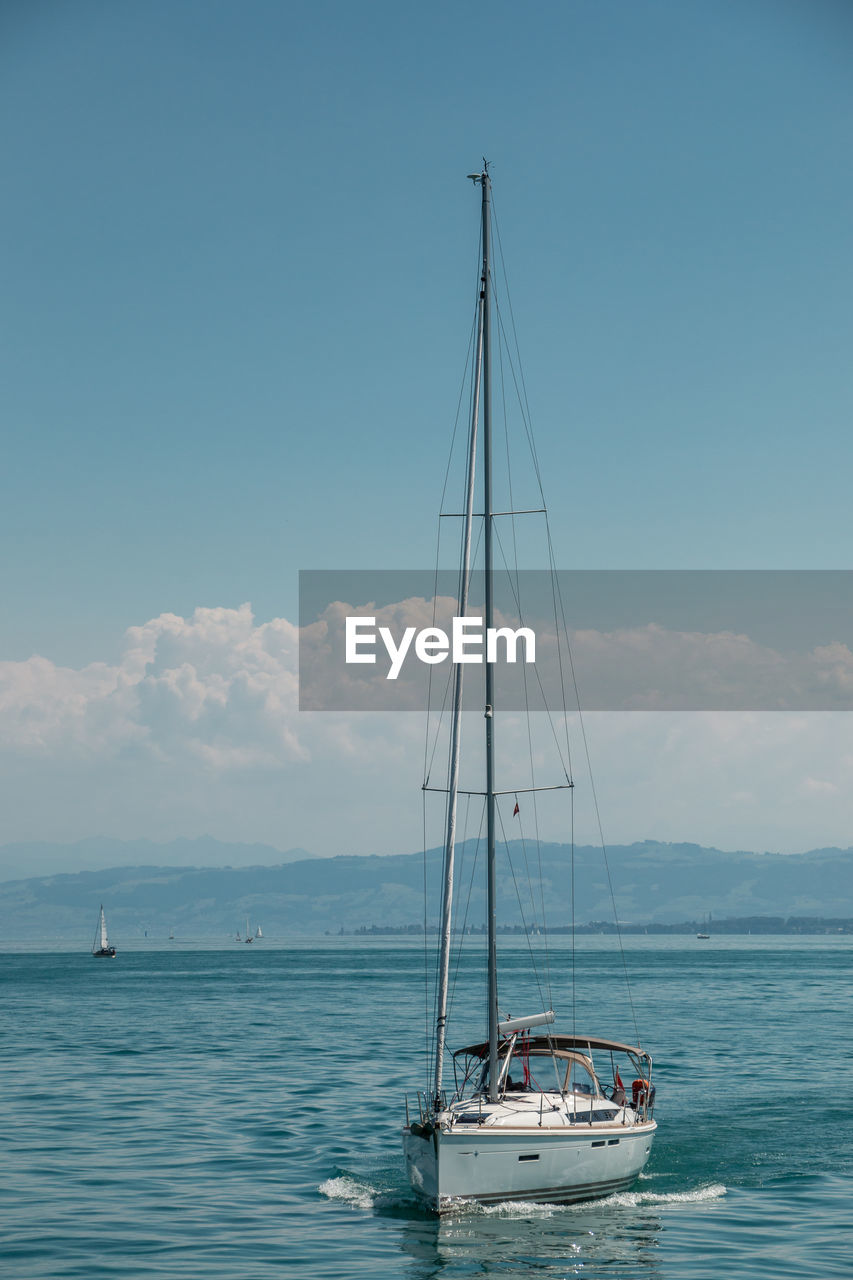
{"left": 0, "top": 936, "right": 850, "bottom": 1278}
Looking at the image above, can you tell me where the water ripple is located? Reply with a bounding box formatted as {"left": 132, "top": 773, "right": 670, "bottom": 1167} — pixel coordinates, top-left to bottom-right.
{"left": 1, "top": 941, "right": 850, "bottom": 1278}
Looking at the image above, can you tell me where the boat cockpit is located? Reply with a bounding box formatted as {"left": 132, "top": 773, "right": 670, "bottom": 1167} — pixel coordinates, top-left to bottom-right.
{"left": 449, "top": 1032, "right": 656, "bottom": 1121}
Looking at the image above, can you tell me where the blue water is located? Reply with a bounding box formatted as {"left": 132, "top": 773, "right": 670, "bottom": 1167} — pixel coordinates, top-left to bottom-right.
{"left": 0, "top": 937, "right": 850, "bottom": 1278}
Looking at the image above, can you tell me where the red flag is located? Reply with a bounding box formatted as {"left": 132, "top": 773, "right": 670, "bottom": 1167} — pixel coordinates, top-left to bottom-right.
{"left": 615, "top": 1070, "right": 624, "bottom": 1090}
{"left": 512, "top": 801, "right": 520, "bottom": 817}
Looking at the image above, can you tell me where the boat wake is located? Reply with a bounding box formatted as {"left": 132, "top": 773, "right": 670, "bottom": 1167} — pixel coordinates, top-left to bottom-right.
{"left": 319, "top": 1174, "right": 416, "bottom": 1214}
{"left": 600, "top": 1183, "right": 727, "bottom": 1208}
{"left": 471, "top": 1183, "right": 727, "bottom": 1217}
{"left": 319, "top": 1175, "right": 378, "bottom": 1211}
{"left": 320, "top": 1174, "right": 727, "bottom": 1216}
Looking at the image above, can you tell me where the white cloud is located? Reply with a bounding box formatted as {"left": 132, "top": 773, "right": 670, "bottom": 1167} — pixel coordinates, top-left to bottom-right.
{"left": 1, "top": 604, "right": 853, "bottom": 861}
{"left": 802, "top": 776, "right": 839, "bottom": 796}
{"left": 0, "top": 604, "right": 305, "bottom": 767}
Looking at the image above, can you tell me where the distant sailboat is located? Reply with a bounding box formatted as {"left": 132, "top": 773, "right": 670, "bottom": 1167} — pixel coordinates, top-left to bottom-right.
{"left": 255, "top": 925, "right": 263, "bottom": 940}
{"left": 245, "top": 916, "right": 253, "bottom": 943}
{"left": 92, "top": 905, "right": 116, "bottom": 958}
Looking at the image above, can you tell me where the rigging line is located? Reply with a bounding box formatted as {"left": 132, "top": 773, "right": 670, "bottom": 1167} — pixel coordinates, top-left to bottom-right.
{"left": 491, "top": 520, "right": 573, "bottom": 781}
{"left": 422, "top": 785, "right": 432, "bottom": 1092}
{"left": 434, "top": 609, "right": 470, "bottom": 1001}
{"left": 438, "top": 300, "right": 479, "bottom": 515}
{"left": 492, "top": 526, "right": 571, "bottom": 784}
{"left": 431, "top": 666, "right": 472, "bottom": 1039}
{"left": 423, "top": 658, "right": 454, "bottom": 787}
{"left": 425, "top": 486, "right": 455, "bottom": 787}
{"left": 426, "top": 524, "right": 483, "bottom": 790}
{"left": 543, "top": 515, "right": 575, "bottom": 777}
{"left": 424, "top": 511, "right": 443, "bottom": 789}
{"left": 450, "top": 789, "right": 474, "bottom": 978}
{"left": 491, "top": 240, "right": 572, "bottom": 792}
{"left": 493, "top": 324, "right": 539, "bottom": 937}
{"left": 448, "top": 801, "right": 486, "bottom": 1046}
{"left": 425, "top": 293, "right": 479, "bottom": 789}
{"left": 512, "top": 798, "right": 545, "bottom": 980}
{"left": 437, "top": 200, "right": 482, "bottom": 517}
{"left": 489, "top": 192, "right": 640, "bottom": 1073}
{"left": 491, "top": 193, "right": 547, "bottom": 501}
{"left": 496, "top": 803, "right": 549, "bottom": 1014}
{"left": 491, "top": 296, "right": 546, "bottom": 505}
{"left": 495, "top": 306, "right": 554, "bottom": 1008}
{"left": 446, "top": 794, "right": 485, "bottom": 1035}
{"left": 425, "top": 222, "right": 482, "bottom": 789}
{"left": 571, "top": 780, "right": 576, "bottom": 1040}
{"left": 548, "top": 556, "right": 642, "bottom": 1048}
{"left": 423, "top": 507, "right": 486, "bottom": 786}
{"left": 531, "top": 789, "right": 553, "bottom": 1009}
{"left": 496, "top": 269, "right": 514, "bottom": 571}
{"left": 525, "top": 730, "right": 553, "bottom": 1009}
{"left": 431, "top": 280, "right": 482, "bottom": 1033}
{"left": 493, "top": 242, "right": 535, "bottom": 930}
{"left": 490, "top": 291, "right": 532, "bottom": 439}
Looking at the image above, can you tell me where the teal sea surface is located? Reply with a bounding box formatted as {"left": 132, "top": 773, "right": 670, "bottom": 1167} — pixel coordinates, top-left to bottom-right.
{"left": 0, "top": 936, "right": 850, "bottom": 1278}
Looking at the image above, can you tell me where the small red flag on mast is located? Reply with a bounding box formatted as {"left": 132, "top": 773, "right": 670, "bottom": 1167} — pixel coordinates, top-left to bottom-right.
{"left": 512, "top": 801, "right": 520, "bottom": 817}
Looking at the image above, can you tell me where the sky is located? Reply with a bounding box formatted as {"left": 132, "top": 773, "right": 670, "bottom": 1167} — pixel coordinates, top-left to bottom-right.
{"left": 1, "top": 0, "right": 852, "bottom": 874}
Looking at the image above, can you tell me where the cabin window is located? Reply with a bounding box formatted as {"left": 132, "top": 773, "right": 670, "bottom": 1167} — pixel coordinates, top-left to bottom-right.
{"left": 568, "top": 1107, "right": 618, "bottom": 1124}
{"left": 499, "top": 1048, "right": 568, "bottom": 1094}
{"left": 565, "top": 1058, "right": 598, "bottom": 1096}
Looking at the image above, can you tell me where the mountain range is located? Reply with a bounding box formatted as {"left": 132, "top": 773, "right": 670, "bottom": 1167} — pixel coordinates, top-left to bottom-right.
{"left": 0, "top": 837, "right": 851, "bottom": 940}
{"left": 0, "top": 835, "right": 313, "bottom": 882}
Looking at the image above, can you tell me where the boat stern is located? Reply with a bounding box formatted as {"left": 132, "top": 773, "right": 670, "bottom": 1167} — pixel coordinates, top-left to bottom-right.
{"left": 402, "top": 1123, "right": 439, "bottom": 1207}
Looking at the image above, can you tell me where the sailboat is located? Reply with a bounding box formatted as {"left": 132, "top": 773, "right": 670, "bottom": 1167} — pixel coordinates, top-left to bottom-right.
{"left": 402, "top": 165, "right": 657, "bottom": 1211}
{"left": 255, "top": 925, "right": 263, "bottom": 939}
{"left": 244, "top": 916, "right": 253, "bottom": 943}
{"left": 92, "top": 904, "right": 116, "bottom": 958}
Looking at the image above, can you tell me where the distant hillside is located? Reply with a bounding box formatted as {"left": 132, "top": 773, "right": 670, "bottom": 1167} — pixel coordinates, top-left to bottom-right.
{"left": 0, "top": 840, "right": 851, "bottom": 940}
{"left": 0, "top": 835, "right": 312, "bottom": 882}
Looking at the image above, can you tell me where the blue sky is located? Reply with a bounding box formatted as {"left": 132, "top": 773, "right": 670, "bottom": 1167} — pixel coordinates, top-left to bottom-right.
{"left": 1, "top": 1, "right": 852, "bottom": 865}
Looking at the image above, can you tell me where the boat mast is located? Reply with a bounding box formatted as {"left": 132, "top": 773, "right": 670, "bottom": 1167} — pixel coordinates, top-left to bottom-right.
{"left": 432, "top": 176, "right": 485, "bottom": 1108}
{"left": 479, "top": 163, "right": 500, "bottom": 1104}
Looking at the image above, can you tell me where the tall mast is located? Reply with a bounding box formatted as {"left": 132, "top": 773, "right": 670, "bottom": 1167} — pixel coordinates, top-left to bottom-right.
{"left": 480, "top": 164, "right": 500, "bottom": 1104}
{"left": 432, "top": 177, "right": 485, "bottom": 1107}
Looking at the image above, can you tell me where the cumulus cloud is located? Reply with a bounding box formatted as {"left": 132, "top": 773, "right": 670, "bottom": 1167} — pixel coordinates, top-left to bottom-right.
{"left": 2, "top": 603, "right": 853, "bottom": 858}
{"left": 0, "top": 604, "right": 305, "bottom": 767}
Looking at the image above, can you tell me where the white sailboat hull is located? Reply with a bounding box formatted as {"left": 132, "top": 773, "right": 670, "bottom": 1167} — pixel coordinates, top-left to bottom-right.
{"left": 403, "top": 1120, "right": 655, "bottom": 1211}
